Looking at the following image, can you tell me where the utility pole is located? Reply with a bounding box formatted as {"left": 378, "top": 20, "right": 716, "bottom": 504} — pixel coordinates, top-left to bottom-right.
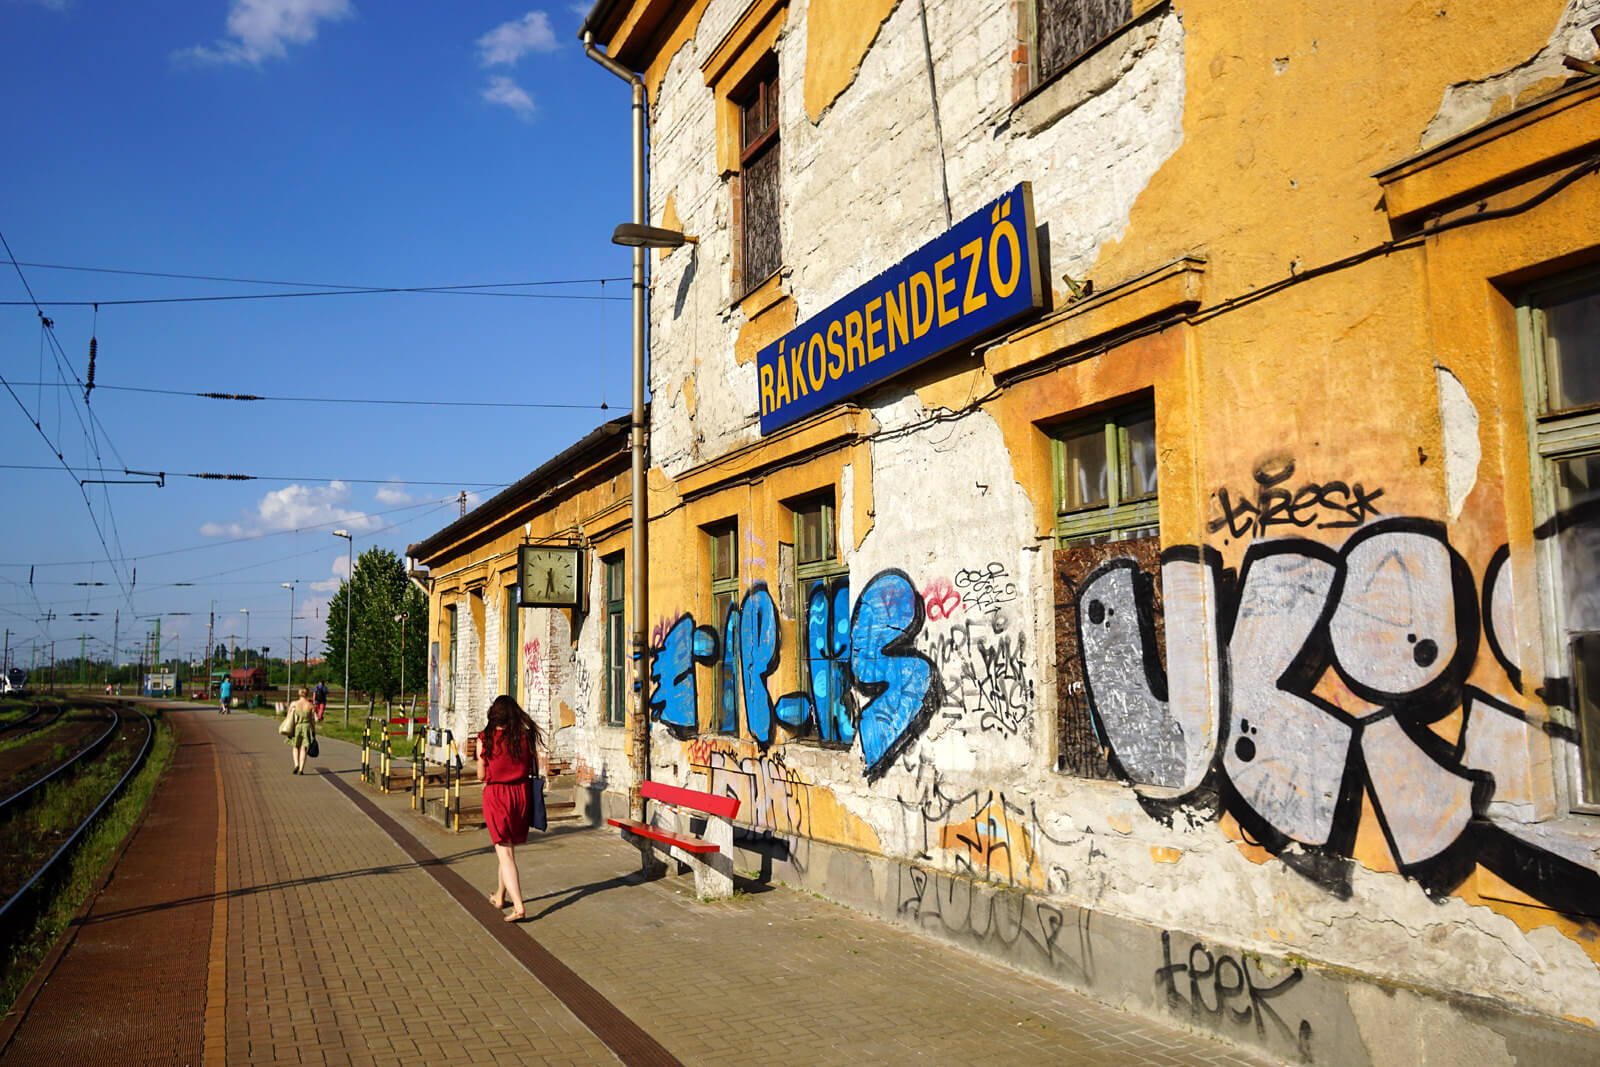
{"left": 206, "top": 600, "right": 215, "bottom": 700}
{"left": 49, "top": 643, "right": 55, "bottom": 694}
{"left": 79, "top": 632, "right": 87, "bottom": 686}
{"left": 111, "top": 609, "right": 118, "bottom": 690}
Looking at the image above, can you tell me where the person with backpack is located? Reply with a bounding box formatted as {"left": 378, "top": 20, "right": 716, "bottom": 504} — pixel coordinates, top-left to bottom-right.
{"left": 313, "top": 680, "right": 328, "bottom": 722}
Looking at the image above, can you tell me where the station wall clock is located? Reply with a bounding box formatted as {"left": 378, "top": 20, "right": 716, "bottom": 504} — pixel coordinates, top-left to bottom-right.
{"left": 518, "top": 545, "right": 582, "bottom": 608}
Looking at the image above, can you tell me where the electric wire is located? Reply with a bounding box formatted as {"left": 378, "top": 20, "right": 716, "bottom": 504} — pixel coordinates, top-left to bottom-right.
{"left": 2, "top": 229, "right": 134, "bottom": 607}
{"left": 0, "top": 462, "right": 509, "bottom": 486}
{"left": 10, "top": 261, "right": 627, "bottom": 293}
{"left": 1, "top": 287, "right": 629, "bottom": 307}
{"left": 7, "top": 382, "right": 607, "bottom": 409}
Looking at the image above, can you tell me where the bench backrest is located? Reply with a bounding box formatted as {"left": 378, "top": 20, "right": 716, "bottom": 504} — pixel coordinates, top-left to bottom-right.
{"left": 641, "top": 779, "right": 740, "bottom": 820}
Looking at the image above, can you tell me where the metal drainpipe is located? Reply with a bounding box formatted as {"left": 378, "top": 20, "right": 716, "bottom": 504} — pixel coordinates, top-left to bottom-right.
{"left": 584, "top": 32, "right": 651, "bottom": 823}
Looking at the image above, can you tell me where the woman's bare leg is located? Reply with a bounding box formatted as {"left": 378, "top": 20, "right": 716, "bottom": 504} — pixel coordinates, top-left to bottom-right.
{"left": 496, "top": 843, "right": 524, "bottom": 919}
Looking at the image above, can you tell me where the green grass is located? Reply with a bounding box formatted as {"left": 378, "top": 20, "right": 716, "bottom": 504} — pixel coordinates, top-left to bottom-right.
{"left": 0, "top": 719, "right": 73, "bottom": 758}
{"left": 0, "top": 712, "right": 177, "bottom": 1015}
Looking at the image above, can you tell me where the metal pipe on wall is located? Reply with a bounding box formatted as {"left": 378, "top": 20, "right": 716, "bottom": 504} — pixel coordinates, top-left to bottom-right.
{"left": 583, "top": 31, "right": 652, "bottom": 822}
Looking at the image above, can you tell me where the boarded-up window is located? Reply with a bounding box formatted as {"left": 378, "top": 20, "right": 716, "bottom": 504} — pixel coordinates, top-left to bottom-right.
{"left": 1054, "top": 535, "right": 1162, "bottom": 778}
{"left": 738, "top": 62, "right": 781, "bottom": 294}
{"left": 1037, "top": 0, "right": 1132, "bottom": 83}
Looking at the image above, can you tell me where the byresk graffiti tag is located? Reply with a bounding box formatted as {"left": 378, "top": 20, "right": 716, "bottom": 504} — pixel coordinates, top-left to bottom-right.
{"left": 1075, "top": 516, "right": 1600, "bottom": 917}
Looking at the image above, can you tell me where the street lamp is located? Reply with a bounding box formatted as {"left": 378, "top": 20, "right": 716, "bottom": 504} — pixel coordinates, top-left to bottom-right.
{"left": 239, "top": 609, "right": 250, "bottom": 671}
{"left": 282, "top": 583, "right": 296, "bottom": 694}
{"left": 394, "top": 613, "right": 408, "bottom": 710}
{"left": 333, "top": 529, "right": 352, "bottom": 727}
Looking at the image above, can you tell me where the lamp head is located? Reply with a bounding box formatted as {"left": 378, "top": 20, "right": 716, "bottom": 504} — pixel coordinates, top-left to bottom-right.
{"left": 611, "top": 222, "right": 697, "bottom": 249}
{"left": 333, "top": 529, "right": 350, "bottom": 539}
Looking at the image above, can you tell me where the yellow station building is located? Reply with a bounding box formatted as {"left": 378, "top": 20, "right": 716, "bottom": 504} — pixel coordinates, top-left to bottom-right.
{"left": 411, "top": 0, "right": 1600, "bottom": 1057}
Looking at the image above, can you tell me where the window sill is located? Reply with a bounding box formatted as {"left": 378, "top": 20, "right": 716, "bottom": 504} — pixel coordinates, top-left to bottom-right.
{"left": 1012, "top": 0, "right": 1172, "bottom": 134}
{"left": 986, "top": 256, "right": 1205, "bottom": 380}
{"left": 1374, "top": 76, "right": 1600, "bottom": 226}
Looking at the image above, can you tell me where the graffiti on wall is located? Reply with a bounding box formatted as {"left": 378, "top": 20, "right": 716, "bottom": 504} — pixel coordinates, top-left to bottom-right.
{"left": 918, "top": 561, "right": 1035, "bottom": 737}
{"left": 1156, "top": 931, "right": 1313, "bottom": 1061}
{"left": 1072, "top": 515, "right": 1600, "bottom": 918}
{"left": 1208, "top": 456, "right": 1385, "bottom": 542}
{"left": 649, "top": 571, "right": 944, "bottom": 780}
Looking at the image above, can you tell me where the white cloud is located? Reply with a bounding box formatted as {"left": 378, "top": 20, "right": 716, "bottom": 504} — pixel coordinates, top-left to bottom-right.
{"left": 176, "top": 0, "right": 353, "bottom": 67}
{"left": 199, "top": 481, "right": 380, "bottom": 538}
{"left": 374, "top": 480, "right": 413, "bottom": 506}
{"left": 477, "top": 11, "right": 557, "bottom": 67}
{"left": 463, "top": 490, "right": 484, "bottom": 510}
{"left": 309, "top": 552, "right": 348, "bottom": 593}
{"left": 482, "top": 75, "right": 535, "bottom": 120}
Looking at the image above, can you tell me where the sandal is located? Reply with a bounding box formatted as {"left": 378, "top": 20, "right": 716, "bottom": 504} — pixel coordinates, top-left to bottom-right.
{"left": 504, "top": 908, "right": 525, "bottom": 923}
{"left": 488, "top": 892, "right": 505, "bottom": 909}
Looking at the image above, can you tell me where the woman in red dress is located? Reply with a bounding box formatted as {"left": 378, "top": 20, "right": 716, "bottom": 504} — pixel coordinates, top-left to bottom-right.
{"left": 477, "top": 695, "right": 542, "bottom": 922}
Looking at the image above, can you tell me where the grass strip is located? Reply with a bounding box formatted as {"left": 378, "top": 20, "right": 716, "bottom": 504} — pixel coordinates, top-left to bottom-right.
{"left": 0, "top": 713, "right": 176, "bottom": 1016}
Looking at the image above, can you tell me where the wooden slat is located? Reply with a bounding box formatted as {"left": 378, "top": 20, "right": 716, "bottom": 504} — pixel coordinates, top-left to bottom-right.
{"left": 607, "top": 818, "right": 721, "bottom": 855}
{"left": 638, "top": 780, "right": 740, "bottom": 820}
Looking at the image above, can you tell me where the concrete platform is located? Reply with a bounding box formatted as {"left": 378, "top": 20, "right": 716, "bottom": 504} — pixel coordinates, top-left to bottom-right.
{"left": 0, "top": 704, "right": 1278, "bottom": 1065}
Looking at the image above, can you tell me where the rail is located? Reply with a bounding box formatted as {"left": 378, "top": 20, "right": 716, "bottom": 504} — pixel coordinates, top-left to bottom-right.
{"left": 0, "top": 707, "right": 155, "bottom": 939}
{"left": 0, "top": 706, "right": 121, "bottom": 812}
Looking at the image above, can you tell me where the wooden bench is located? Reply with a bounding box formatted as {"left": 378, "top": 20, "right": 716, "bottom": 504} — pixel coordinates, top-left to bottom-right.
{"left": 608, "top": 781, "right": 741, "bottom": 899}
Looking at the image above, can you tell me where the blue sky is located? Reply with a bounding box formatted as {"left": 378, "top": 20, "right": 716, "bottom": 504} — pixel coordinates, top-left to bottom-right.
{"left": 1, "top": 0, "right": 633, "bottom": 671}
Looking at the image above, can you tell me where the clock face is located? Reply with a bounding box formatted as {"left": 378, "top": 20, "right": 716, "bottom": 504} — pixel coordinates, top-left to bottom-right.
{"left": 519, "top": 547, "right": 581, "bottom": 607}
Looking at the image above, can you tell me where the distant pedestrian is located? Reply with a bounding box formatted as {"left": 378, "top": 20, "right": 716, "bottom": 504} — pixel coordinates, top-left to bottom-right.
{"left": 219, "top": 677, "right": 232, "bottom": 714}
{"left": 283, "top": 687, "right": 316, "bottom": 774}
{"left": 313, "top": 680, "right": 328, "bottom": 722}
{"left": 478, "top": 694, "right": 542, "bottom": 922}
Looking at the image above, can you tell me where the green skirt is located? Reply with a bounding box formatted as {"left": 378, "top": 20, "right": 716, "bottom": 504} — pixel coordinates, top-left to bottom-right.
{"left": 286, "top": 719, "right": 315, "bottom": 746}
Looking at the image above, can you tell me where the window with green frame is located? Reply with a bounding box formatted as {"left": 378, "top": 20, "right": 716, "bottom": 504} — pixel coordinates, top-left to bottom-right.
{"left": 446, "top": 604, "right": 457, "bottom": 714}
{"left": 794, "top": 496, "right": 850, "bottom": 744}
{"left": 1051, "top": 405, "right": 1158, "bottom": 544}
{"left": 1520, "top": 268, "right": 1600, "bottom": 811}
{"left": 708, "top": 523, "right": 740, "bottom": 734}
{"left": 503, "top": 583, "right": 520, "bottom": 701}
{"left": 604, "top": 554, "right": 626, "bottom": 727}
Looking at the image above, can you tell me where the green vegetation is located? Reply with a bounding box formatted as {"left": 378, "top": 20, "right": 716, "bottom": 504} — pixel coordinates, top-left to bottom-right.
{"left": 0, "top": 712, "right": 176, "bottom": 1016}
{"left": 323, "top": 546, "right": 428, "bottom": 702}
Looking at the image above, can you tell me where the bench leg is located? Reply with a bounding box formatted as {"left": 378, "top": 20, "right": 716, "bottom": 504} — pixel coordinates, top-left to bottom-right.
{"left": 622, "top": 831, "right": 668, "bottom": 879}
{"left": 687, "top": 817, "right": 734, "bottom": 900}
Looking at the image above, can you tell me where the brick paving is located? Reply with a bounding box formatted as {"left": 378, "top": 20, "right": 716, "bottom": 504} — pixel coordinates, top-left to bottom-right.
{"left": 2, "top": 705, "right": 1281, "bottom": 1065}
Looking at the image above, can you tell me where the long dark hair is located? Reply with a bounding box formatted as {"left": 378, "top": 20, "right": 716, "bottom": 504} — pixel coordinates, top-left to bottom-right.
{"left": 483, "top": 694, "right": 539, "bottom": 761}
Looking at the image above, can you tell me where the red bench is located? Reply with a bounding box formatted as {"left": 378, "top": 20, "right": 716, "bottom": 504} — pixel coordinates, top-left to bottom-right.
{"left": 608, "top": 781, "right": 741, "bottom": 899}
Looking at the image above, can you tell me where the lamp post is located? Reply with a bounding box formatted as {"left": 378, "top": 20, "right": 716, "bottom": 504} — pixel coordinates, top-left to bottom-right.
{"left": 333, "top": 529, "right": 352, "bottom": 727}
{"left": 282, "top": 583, "right": 295, "bottom": 695}
{"left": 239, "top": 609, "right": 250, "bottom": 678}
{"left": 394, "top": 612, "right": 408, "bottom": 712}
{"left": 609, "top": 221, "right": 694, "bottom": 821}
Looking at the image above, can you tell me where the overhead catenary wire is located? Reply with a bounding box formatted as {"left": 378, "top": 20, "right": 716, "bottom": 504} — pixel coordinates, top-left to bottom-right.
{"left": 1, "top": 286, "right": 630, "bottom": 307}
{"left": 2, "top": 229, "right": 134, "bottom": 608}
{"left": 6, "top": 382, "right": 608, "bottom": 409}
{"left": 0, "top": 463, "right": 509, "bottom": 486}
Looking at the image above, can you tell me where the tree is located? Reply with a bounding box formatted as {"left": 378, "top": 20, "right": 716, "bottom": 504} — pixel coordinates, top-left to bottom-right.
{"left": 213, "top": 643, "right": 229, "bottom": 664}
{"left": 325, "top": 547, "right": 428, "bottom": 702}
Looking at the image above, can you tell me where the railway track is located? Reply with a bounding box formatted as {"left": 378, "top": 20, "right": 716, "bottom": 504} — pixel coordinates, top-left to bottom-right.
{"left": 0, "top": 704, "right": 155, "bottom": 942}
{"left": 0, "top": 702, "right": 67, "bottom": 743}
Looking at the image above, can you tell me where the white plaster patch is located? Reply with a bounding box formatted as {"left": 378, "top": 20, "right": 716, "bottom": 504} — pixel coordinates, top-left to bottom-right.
{"left": 1435, "top": 365, "right": 1480, "bottom": 522}
{"left": 1421, "top": 0, "right": 1600, "bottom": 148}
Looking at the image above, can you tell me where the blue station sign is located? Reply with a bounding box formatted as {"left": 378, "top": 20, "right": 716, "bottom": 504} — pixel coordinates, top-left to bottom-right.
{"left": 757, "top": 182, "right": 1042, "bottom": 435}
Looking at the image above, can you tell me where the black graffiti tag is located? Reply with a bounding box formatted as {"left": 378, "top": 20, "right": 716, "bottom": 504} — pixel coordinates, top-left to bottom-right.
{"left": 1156, "top": 931, "right": 1314, "bottom": 1062}
{"left": 1208, "top": 457, "right": 1383, "bottom": 541}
